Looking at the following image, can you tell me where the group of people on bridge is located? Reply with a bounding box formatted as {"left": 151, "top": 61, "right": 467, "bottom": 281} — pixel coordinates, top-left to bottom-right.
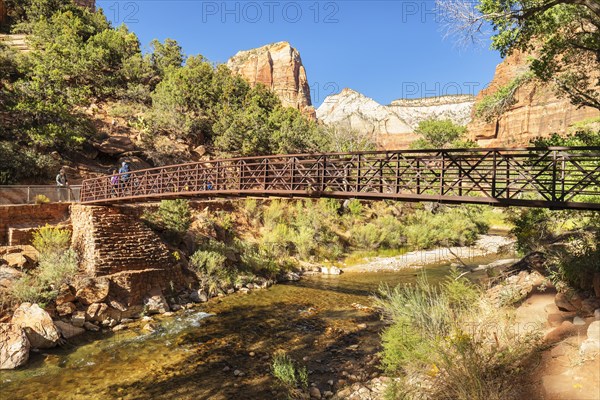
{"left": 110, "top": 161, "right": 132, "bottom": 195}
{"left": 55, "top": 160, "right": 133, "bottom": 201}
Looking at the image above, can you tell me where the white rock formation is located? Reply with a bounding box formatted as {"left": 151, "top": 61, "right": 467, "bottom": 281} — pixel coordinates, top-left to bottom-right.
{"left": 316, "top": 88, "right": 412, "bottom": 135}
{"left": 317, "top": 88, "right": 475, "bottom": 149}
{"left": 389, "top": 95, "right": 475, "bottom": 129}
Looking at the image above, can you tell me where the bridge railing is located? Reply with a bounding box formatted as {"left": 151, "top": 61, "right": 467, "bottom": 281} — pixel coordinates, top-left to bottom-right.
{"left": 80, "top": 147, "right": 600, "bottom": 209}
{"left": 0, "top": 185, "right": 81, "bottom": 205}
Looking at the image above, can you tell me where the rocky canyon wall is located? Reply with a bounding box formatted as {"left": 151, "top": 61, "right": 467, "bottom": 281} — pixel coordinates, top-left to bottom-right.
{"left": 227, "top": 41, "right": 315, "bottom": 118}
{"left": 467, "top": 51, "right": 600, "bottom": 147}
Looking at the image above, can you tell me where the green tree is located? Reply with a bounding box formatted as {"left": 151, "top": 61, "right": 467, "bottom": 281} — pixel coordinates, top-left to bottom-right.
{"left": 439, "top": 0, "right": 600, "bottom": 109}
{"left": 150, "top": 38, "right": 185, "bottom": 75}
{"left": 3, "top": 0, "right": 73, "bottom": 30}
{"left": 409, "top": 119, "right": 475, "bottom": 149}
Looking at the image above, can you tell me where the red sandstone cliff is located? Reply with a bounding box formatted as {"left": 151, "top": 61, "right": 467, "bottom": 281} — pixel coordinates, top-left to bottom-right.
{"left": 467, "top": 52, "right": 600, "bottom": 147}
{"left": 227, "top": 41, "right": 315, "bottom": 119}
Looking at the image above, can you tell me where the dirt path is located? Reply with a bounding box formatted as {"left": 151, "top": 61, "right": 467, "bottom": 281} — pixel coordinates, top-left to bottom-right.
{"left": 518, "top": 289, "right": 600, "bottom": 400}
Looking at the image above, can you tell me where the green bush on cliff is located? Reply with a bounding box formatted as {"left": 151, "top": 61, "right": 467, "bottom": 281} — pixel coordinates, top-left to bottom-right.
{"left": 190, "top": 250, "right": 227, "bottom": 275}
{"left": 475, "top": 72, "right": 534, "bottom": 123}
{"left": 2, "top": 0, "right": 350, "bottom": 178}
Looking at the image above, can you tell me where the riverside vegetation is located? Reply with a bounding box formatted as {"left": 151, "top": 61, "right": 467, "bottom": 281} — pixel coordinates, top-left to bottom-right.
{"left": 139, "top": 197, "right": 493, "bottom": 296}
{"left": 375, "top": 271, "right": 543, "bottom": 400}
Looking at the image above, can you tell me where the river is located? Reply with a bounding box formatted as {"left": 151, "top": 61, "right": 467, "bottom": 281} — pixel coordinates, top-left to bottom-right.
{"left": 0, "top": 256, "right": 502, "bottom": 400}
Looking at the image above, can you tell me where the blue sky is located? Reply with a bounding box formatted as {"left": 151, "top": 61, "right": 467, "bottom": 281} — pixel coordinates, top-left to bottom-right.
{"left": 96, "top": 0, "right": 503, "bottom": 107}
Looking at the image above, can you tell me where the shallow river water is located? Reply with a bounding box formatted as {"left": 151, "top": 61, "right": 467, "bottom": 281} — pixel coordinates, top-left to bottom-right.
{"left": 1, "top": 263, "right": 490, "bottom": 400}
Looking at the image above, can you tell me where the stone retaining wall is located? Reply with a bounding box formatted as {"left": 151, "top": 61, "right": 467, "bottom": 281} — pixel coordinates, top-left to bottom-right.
{"left": 71, "top": 204, "right": 177, "bottom": 276}
{"left": 0, "top": 204, "right": 71, "bottom": 245}
{"left": 71, "top": 204, "right": 195, "bottom": 308}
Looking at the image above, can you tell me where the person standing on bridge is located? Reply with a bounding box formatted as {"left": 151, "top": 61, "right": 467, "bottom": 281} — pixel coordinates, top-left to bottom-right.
{"left": 119, "top": 161, "right": 131, "bottom": 190}
{"left": 55, "top": 168, "right": 69, "bottom": 202}
{"left": 110, "top": 169, "right": 119, "bottom": 196}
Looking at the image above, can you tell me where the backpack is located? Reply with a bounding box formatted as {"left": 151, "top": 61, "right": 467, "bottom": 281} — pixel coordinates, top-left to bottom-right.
{"left": 119, "top": 164, "right": 130, "bottom": 180}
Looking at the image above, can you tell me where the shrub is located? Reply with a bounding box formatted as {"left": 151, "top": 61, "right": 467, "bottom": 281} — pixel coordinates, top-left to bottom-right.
{"left": 0, "top": 141, "right": 59, "bottom": 184}
{"left": 293, "top": 225, "right": 317, "bottom": 259}
{"left": 271, "top": 351, "right": 307, "bottom": 390}
{"left": 404, "top": 208, "right": 488, "bottom": 250}
{"left": 32, "top": 225, "right": 71, "bottom": 256}
{"left": 143, "top": 199, "right": 192, "bottom": 242}
{"left": 11, "top": 276, "right": 44, "bottom": 304}
{"left": 189, "top": 250, "right": 227, "bottom": 275}
{"left": 375, "top": 274, "right": 542, "bottom": 400}
{"left": 261, "top": 223, "right": 294, "bottom": 259}
{"left": 317, "top": 198, "right": 340, "bottom": 218}
{"left": 34, "top": 194, "right": 50, "bottom": 204}
{"left": 346, "top": 199, "right": 363, "bottom": 217}
{"left": 36, "top": 250, "right": 78, "bottom": 290}
{"left": 158, "top": 199, "right": 192, "bottom": 234}
{"left": 243, "top": 198, "right": 260, "bottom": 223}
{"left": 547, "top": 229, "right": 600, "bottom": 292}
{"left": 263, "top": 200, "right": 286, "bottom": 229}
{"left": 190, "top": 248, "right": 229, "bottom": 295}
{"left": 272, "top": 351, "right": 297, "bottom": 386}
{"left": 508, "top": 208, "right": 553, "bottom": 253}
{"left": 318, "top": 125, "right": 377, "bottom": 153}
{"left": 410, "top": 118, "right": 471, "bottom": 149}
{"left": 352, "top": 223, "right": 384, "bottom": 249}
{"left": 475, "top": 72, "right": 533, "bottom": 123}
{"left": 11, "top": 249, "right": 78, "bottom": 303}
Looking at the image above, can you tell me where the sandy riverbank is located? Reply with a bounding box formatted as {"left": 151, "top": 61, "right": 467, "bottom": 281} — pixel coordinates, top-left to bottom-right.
{"left": 342, "top": 235, "right": 515, "bottom": 273}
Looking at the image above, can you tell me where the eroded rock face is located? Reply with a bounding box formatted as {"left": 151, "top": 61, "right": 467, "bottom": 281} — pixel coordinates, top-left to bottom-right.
{"left": 317, "top": 88, "right": 475, "bottom": 149}
{"left": 555, "top": 290, "right": 584, "bottom": 312}
{"left": 467, "top": 51, "right": 600, "bottom": 146}
{"left": 0, "top": 323, "right": 30, "bottom": 370}
{"left": 75, "top": 279, "right": 110, "bottom": 305}
{"left": 227, "top": 41, "right": 314, "bottom": 117}
{"left": 11, "top": 303, "right": 60, "bottom": 349}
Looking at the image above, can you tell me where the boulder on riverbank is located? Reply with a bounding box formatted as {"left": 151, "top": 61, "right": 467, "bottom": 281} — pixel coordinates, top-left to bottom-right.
{"left": 0, "top": 323, "right": 30, "bottom": 369}
{"left": 11, "top": 303, "right": 61, "bottom": 349}
{"left": 75, "top": 278, "right": 110, "bottom": 305}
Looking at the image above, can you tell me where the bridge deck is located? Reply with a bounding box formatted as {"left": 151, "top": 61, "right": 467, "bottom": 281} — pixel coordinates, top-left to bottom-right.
{"left": 80, "top": 147, "right": 600, "bottom": 210}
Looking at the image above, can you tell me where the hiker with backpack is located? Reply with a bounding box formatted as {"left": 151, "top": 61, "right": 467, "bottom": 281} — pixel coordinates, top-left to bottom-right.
{"left": 118, "top": 161, "right": 131, "bottom": 190}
